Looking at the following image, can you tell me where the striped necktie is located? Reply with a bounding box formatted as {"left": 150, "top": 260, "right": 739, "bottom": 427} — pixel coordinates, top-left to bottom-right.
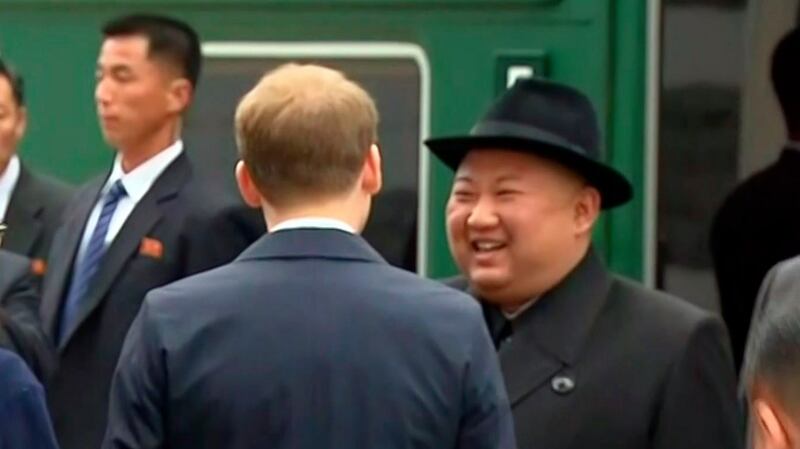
{"left": 58, "top": 180, "right": 127, "bottom": 344}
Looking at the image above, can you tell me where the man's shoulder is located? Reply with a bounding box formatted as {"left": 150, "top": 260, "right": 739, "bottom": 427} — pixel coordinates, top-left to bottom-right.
{"left": 385, "top": 268, "right": 477, "bottom": 307}
{"left": 145, "top": 259, "right": 481, "bottom": 326}
{"left": 769, "top": 255, "right": 800, "bottom": 284}
{"left": 440, "top": 274, "right": 469, "bottom": 292}
{"left": 609, "top": 276, "right": 720, "bottom": 344}
{"left": 715, "top": 159, "right": 796, "bottom": 218}
{"left": 0, "top": 349, "right": 39, "bottom": 396}
{"left": 17, "top": 165, "right": 75, "bottom": 208}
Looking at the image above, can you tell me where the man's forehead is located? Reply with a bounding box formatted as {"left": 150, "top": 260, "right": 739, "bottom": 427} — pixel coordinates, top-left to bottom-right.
{"left": 455, "top": 149, "right": 536, "bottom": 178}
{"left": 98, "top": 35, "right": 150, "bottom": 62}
{"left": 454, "top": 147, "right": 585, "bottom": 188}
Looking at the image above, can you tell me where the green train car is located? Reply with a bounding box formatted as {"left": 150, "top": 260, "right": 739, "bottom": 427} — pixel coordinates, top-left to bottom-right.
{"left": 0, "top": 0, "right": 655, "bottom": 284}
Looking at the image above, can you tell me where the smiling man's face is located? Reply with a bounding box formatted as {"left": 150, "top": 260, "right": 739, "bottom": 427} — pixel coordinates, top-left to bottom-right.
{"left": 446, "top": 148, "right": 595, "bottom": 308}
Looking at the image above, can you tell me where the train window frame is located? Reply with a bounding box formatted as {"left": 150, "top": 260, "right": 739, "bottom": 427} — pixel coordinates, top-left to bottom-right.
{"left": 201, "top": 41, "right": 432, "bottom": 275}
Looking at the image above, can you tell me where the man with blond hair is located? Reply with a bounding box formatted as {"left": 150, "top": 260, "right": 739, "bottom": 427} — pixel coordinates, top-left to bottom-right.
{"left": 101, "top": 63, "right": 515, "bottom": 449}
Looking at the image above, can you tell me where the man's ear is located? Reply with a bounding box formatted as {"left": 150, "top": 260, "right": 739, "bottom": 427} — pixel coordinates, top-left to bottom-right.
{"left": 574, "top": 185, "right": 601, "bottom": 236}
{"left": 14, "top": 106, "right": 27, "bottom": 142}
{"left": 166, "top": 78, "right": 192, "bottom": 114}
{"left": 361, "top": 143, "right": 382, "bottom": 196}
{"left": 235, "top": 160, "right": 263, "bottom": 208}
{"left": 754, "top": 398, "right": 790, "bottom": 449}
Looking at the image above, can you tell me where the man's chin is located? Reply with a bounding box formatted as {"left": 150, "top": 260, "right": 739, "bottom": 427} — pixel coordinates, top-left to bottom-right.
{"left": 101, "top": 133, "right": 125, "bottom": 150}
{"left": 468, "top": 272, "right": 510, "bottom": 295}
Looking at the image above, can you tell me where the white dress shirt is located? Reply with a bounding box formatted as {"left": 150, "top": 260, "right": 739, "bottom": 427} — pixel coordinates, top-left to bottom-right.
{"left": 75, "top": 140, "right": 184, "bottom": 263}
{"left": 270, "top": 217, "right": 355, "bottom": 234}
{"left": 0, "top": 155, "right": 20, "bottom": 222}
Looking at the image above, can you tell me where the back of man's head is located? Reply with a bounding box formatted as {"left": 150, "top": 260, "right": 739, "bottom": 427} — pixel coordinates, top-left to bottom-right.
{"left": 102, "top": 13, "right": 201, "bottom": 88}
{"left": 745, "top": 303, "right": 800, "bottom": 449}
{"left": 772, "top": 27, "right": 800, "bottom": 136}
{"left": 234, "top": 63, "right": 379, "bottom": 208}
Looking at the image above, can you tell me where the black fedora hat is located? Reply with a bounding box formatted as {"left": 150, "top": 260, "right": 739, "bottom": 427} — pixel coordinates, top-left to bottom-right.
{"left": 425, "top": 78, "right": 633, "bottom": 209}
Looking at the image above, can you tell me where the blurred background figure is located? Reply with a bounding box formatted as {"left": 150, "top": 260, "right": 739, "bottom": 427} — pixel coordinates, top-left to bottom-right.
{"left": 711, "top": 26, "right": 800, "bottom": 371}
{"left": 743, "top": 302, "right": 800, "bottom": 449}
{"left": 0, "top": 58, "right": 72, "bottom": 275}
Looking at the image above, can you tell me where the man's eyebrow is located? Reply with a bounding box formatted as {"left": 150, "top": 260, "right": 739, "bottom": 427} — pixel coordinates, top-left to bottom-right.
{"left": 495, "top": 174, "right": 522, "bottom": 183}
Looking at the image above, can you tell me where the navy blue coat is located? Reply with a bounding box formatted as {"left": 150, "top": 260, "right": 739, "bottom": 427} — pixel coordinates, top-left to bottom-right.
{"left": 102, "top": 228, "right": 515, "bottom": 449}
{"left": 0, "top": 348, "right": 58, "bottom": 449}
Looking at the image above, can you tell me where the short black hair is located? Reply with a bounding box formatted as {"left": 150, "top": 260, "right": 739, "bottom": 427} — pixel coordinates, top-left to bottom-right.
{"left": 744, "top": 302, "right": 800, "bottom": 412}
{"left": 0, "top": 57, "right": 24, "bottom": 106}
{"left": 772, "top": 27, "right": 800, "bottom": 133}
{"left": 102, "top": 13, "right": 201, "bottom": 87}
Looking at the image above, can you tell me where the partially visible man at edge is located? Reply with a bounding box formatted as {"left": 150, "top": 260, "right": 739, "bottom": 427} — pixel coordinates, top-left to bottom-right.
{"left": 0, "top": 58, "right": 73, "bottom": 274}
{"left": 743, "top": 302, "right": 800, "bottom": 449}
{"left": 427, "top": 77, "right": 743, "bottom": 449}
{"left": 0, "top": 224, "right": 54, "bottom": 380}
{"left": 41, "top": 14, "right": 262, "bottom": 449}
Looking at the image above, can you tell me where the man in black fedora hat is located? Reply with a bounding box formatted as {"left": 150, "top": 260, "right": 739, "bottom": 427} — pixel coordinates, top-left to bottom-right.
{"left": 427, "top": 78, "right": 742, "bottom": 449}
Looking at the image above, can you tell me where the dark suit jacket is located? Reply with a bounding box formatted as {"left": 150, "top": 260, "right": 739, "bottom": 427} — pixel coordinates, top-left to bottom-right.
{"left": 449, "top": 249, "right": 742, "bottom": 449}
{"left": 711, "top": 147, "right": 800, "bottom": 369}
{"left": 102, "top": 229, "right": 515, "bottom": 449}
{"left": 0, "top": 250, "right": 54, "bottom": 380}
{"left": 0, "top": 348, "right": 59, "bottom": 449}
{"left": 3, "top": 163, "right": 73, "bottom": 266}
{"left": 41, "top": 152, "right": 263, "bottom": 449}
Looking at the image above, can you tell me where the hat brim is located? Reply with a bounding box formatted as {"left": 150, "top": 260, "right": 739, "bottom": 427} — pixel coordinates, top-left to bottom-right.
{"left": 425, "top": 135, "right": 633, "bottom": 209}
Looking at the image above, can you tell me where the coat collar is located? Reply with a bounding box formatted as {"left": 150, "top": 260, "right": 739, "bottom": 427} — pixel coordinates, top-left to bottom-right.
{"left": 236, "top": 228, "right": 386, "bottom": 265}
{"left": 468, "top": 248, "right": 611, "bottom": 365}
{"left": 511, "top": 248, "right": 612, "bottom": 365}
{"left": 466, "top": 248, "right": 613, "bottom": 406}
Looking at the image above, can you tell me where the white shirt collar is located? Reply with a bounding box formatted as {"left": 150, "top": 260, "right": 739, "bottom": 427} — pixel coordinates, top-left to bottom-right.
{"left": 502, "top": 296, "right": 539, "bottom": 321}
{"left": 270, "top": 217, "right": 355, "bottom": 234}
{"left": 0, "top": 155, "right": 21, "bottom": 221}
{"left": 104, "top": 140, "right": 183, "bottom": 201}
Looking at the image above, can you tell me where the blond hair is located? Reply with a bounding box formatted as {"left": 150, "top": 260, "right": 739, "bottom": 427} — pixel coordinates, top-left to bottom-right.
{"left": 235, "top": 63, "right": 379, "bottom": 206}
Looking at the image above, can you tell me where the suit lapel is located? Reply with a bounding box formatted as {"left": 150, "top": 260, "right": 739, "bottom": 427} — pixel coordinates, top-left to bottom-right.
{"left": 2, "top": 166, "right": 42, "bottom": 255}
{"left": 498, "top": 326, "right": 564, "bottom": 406}
{"left": 41, "top": 180, "right": 103, "bottom": 338}
{"left": 57, "top": 154, "right": 190, "bottom": 350}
